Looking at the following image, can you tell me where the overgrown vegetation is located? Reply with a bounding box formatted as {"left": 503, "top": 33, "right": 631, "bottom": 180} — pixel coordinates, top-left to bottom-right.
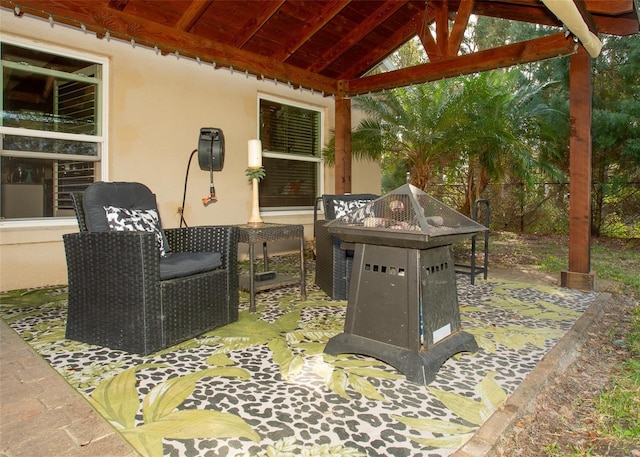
{"left": 591, "top": 301, "right": 640, "bottom": 454}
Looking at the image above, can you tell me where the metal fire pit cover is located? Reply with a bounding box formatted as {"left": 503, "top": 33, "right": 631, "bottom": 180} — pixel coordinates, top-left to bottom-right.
{"left": 326, "top": 184, "right": 488, "bottom": 249}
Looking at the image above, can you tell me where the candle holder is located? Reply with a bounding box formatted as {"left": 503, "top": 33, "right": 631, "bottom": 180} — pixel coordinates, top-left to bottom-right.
{"left": 247, "top": 177, "right": 263, "bottom": 227}
{"left": 245, "top": 166, "right": 265, "bottom": 227}
{"left": 246, "top": 139, "right": 265, "bottom": 227}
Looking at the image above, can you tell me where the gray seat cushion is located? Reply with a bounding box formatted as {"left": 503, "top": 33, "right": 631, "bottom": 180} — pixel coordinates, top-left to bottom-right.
{"left": 160, "top": 252, "right": 222, "bottom": 280}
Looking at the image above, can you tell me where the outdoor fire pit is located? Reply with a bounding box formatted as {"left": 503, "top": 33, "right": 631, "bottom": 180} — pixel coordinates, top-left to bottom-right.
{"left": 323, "top": 184, "right": 488, "bottom": 384}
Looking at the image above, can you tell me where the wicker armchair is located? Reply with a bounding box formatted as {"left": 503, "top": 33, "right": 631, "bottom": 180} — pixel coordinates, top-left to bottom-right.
{"left": 314, "top": 193, "right": 378, "bottom": 300}
{"left": 63, "top": 182, "right": 239, "bottom": 355}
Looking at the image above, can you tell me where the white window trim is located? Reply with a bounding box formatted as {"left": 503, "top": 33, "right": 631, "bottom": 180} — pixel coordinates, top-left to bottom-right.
{"left": 256, "top": 92, "right": 325, "bottom": 216}
{"left": 0, "top": 34, "right": 109, "bottom": 228}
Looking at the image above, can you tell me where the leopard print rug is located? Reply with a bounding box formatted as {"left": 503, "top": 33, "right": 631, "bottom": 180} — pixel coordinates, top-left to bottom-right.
{"left": 0, "top": 262, "right": 595, "bottom": 457}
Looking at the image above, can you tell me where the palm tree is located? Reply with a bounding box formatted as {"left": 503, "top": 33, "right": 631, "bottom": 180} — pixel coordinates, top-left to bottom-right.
{"left": 324, "top": 69, "right": 562, "bottom": 215}
{"left": 324, "top": 80, "right": 467, "bottom": 190}
{"left": 450, "top": 71, "right": 563, "bottom": 214}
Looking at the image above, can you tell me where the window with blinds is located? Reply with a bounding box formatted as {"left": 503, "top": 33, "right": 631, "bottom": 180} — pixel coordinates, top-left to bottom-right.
{"left": 259, "top": 97, "right": 322, "bottom": 210}
{"left": 1, "top": 40, "right": 106, "bottom": 219}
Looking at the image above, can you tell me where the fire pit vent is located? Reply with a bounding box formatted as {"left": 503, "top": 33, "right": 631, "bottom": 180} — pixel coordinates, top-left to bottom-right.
{"left": 325, "top": 184, "right": 487, "bottom": 249}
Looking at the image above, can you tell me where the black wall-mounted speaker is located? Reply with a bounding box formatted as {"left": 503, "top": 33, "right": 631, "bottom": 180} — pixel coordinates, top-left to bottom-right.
{"left": 198, "top": 128, "right": 225, "bottom": 171}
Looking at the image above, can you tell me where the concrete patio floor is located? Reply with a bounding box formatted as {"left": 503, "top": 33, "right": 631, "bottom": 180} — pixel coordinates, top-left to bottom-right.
{"left": 0, "top": 268, "right": 610, "bottom": 457}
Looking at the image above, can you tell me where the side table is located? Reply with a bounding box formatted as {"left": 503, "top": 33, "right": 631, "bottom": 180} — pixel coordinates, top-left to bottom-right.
{"left": 237, "top": 223, "right": 306, "bottom": 312}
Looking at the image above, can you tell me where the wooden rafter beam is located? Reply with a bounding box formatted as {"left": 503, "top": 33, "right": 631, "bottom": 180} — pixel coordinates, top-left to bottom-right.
{"left": 174, "top": 0, "right": 212, "bottom": 33}
{"left": 574, "top": 0, "right": 598, "bottom": 33}
{"left": 435, "top": 1, "right": 449, "bottom": 57}
{"left": 233, "top": 1, "right": 284, "bottom": 48}
{"left": 347, "top": 32, "right": 576, "bottom": 96}
{"left": 467, "top": 0, "right": 638, "bottom": 35}
{"left": 308, "top": 0, "right": 406, "bottom": 73}
{"left": 466, "top": 1, "right": 561, "bottom": 25}
{"left": 418, "top": 0, "right": 473, "bottom": 61}
{"left": 593, "top": 13, "right": 640, "bottom": 35}
{"left": 448, "top": 0, "right": 474, "bottom": 56}
{"left": 421, "top": 27, "right": 441, "bottom": 61}
{"left": 339, "top": 7, "right": 426, "bottom": 80}
{"left": 584, "top": 0, "right": 634, "bottom": 15}
{"left": 278, "top": 0, "right": 347, "bottom": 62}
{"left": 7, "top": 0, "right": 339, "bottom": 95}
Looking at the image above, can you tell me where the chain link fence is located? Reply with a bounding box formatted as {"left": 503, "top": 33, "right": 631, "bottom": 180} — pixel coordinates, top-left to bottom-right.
{"left": 426, "top": 182, "right": 640, "bottom": 238}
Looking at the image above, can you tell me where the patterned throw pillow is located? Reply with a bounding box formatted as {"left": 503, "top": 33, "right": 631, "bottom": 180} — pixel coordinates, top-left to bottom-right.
{"left": 331, "top": 199, "right": 374, "bottom": 223}
{"left": 104, "top": 206, "right": 167, "bottom": 256}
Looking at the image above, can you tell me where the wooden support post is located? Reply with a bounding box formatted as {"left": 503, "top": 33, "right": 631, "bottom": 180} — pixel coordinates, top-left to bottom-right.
{"left": 561, "top": 45, "right": 595, "bottom": 291}
{"left": 334, "top": 94, "right": 352, "bottom": 194}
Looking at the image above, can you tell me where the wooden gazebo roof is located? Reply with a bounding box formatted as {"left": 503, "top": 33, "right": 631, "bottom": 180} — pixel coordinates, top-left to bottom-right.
{"left": 2, "top": 0, "right": 639, "bottom": 291}
{"left": 3, "top": 0, "right": 638, "bottom": 96}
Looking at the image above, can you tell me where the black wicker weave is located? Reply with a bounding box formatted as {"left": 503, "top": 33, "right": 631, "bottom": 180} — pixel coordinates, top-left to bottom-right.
{"left": 70, "top": 192, "right": 88, "bottom": 232}
{"left": 314, "top": 194, "right": 378, "bottom": 300}
{"left": 63, "top": 187, "right": 239, "bottom": 355}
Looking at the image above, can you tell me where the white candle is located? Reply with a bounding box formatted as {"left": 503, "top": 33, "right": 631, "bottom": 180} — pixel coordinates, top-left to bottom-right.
{"left": 248, "top": 139, "right": 262, "bottom": 168}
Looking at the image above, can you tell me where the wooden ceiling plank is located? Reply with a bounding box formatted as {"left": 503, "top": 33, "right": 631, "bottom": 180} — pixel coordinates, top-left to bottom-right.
{"left": 233, "top": 1, "right": 285, "bottom": 48}
{"left": 339, "top": 8, "right": 425, "bottom": 80}
{"left": 107, "top": 0, "right": 128, "bottom": 12}
{"left": 276, "top": 0, "right": 346, "bottom": 62}
{"left": 10, "top": 0, "right": 338, "bottom": 95}
{"left": 448, "top": 0, "right": 474, "bottom": 56}
{"left": 175, "top": 0, "right": 212, "bottom": 32}
{"left": 348, "top": 32, "right": 576, "bottom": 95}
{"left": 308, "top": 0, "right": 406, "bottom": 73}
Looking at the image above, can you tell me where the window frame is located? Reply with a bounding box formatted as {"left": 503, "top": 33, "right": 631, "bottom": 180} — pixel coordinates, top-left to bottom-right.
{"left": 257, "top": 93, "right": 324, "bottom": 215}
{"left": 0, "top": 34, "right": 109, "bottom": 227}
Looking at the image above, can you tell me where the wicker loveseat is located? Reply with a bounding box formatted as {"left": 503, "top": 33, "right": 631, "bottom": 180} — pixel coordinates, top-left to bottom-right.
{"left": 63, "top": 181, "right": 239, "bottom": 355}
{"left": 314, "top": 193, "right": 378, "bottom": 300}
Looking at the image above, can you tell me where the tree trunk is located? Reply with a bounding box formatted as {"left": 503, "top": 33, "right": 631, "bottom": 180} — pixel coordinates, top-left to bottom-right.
{"left": 462, "top": 159, "right": 490, "bottom": 217}
{"left": 410, "top": 160, "right": 431, "bottom": 191}
{"left": 591, "top": 157, "right": 606, "bottom": 237}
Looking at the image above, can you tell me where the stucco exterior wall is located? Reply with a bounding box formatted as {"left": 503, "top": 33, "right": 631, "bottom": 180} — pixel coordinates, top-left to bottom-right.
{"left": 0, "top": 10, "right": 381, "bottom": 291}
